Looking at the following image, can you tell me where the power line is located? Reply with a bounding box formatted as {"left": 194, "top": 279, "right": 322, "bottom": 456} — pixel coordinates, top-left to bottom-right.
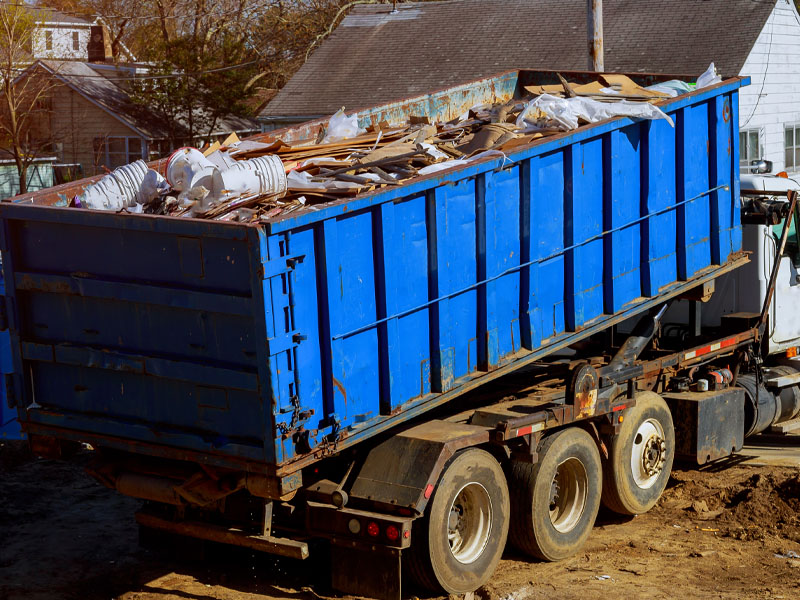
{"left": 11, "top": 58, "right": 260, "bottom": 82}
{"left": 742, "top": 6, "right": 774, "bottom": 128}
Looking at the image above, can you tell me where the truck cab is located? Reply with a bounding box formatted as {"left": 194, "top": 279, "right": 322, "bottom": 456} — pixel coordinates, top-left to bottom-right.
{"left": 704, "top": 171, "right": 800, "bottom": 356}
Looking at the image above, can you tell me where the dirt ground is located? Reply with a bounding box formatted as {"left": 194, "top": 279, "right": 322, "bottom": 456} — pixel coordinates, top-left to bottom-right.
{"left": 1, "top": 439, "right": 799, "bottom": 600}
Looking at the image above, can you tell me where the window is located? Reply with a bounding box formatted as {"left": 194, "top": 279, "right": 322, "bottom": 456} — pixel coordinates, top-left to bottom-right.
{"left": 94, "top": 136, "right": 146, "bottom": 169}
{"left": 72, "top": 31, "right": 79, "bottom": 51}
{"left": 785, "top": 125, "right": 800, "bottom": 172}
{"left": 739, "top": 129, "right": 761, "bottom": 172}
{"left": 45, "top": 30, "right": 52, "bottom": 51}
{"left": 772, "top": 204, "right": 800, "bottom": 268}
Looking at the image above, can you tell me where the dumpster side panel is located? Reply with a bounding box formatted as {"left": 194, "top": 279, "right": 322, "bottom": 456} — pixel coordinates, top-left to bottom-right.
{"left": 0, "top": 210, "right": 273, "bottom": 463}
{"left": 642, "top": 118, "right": 678, "bottom": 296}
{"left": 273, "top": 84, "right": 745, "bottom": 469}
{"left": 433, "top": 181, "right": 479, "bottom": 390}
{"left": 484, "top": 166, "right": 522, "bottom": 365}
{"left": 381, "top": 194, "right": 431, "bottom": 409}
{"left": 677, "top": 103, "right": 713, "bottom": 280}
{"left": 0, "top": 270, "right": 20, "bottom": 439}
{"left": 568, "top": 139, "right": 605, "bottom": 328}
{"left": 324, "top": 213, "right": 381, "bottom": 426}
{"left": 530, "top": 151, "right": 567, "bottom": 341}
{"left": 604, "top": 125, "right": 642, "bottom": 314}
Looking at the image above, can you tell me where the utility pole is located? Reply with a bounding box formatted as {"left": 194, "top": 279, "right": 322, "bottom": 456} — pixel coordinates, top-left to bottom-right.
{"left": 587, "top": 0, "right": 604, "bottom": 72}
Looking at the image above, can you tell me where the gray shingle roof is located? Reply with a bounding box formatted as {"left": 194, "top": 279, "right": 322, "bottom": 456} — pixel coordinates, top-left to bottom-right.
{"left": 40, "top": 60, "right": 171, "bottom": 139}
{"left": 37, "top": 60, "right": 258, "bottom": 140}
{"left": 262, "top": 0, "right": 776, "bottom": 119}
{"left": 28, "top": 7, "right": 93, "bottom": 25}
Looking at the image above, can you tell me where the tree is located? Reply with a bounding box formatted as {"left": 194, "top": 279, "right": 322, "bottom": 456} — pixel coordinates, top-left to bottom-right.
{"left": 0, "top": 4, "right": 59, "bottom": 194}
{"left": 249, "top": 0, "right": 371, "bottom": 91}
{"left": 127, "top": 0, "right": 260, "bottom": 146}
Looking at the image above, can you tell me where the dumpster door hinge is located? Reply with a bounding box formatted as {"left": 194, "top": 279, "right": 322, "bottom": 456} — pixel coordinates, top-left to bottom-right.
{"left": 5, "top": 373, "right": 17, "bottom": 408}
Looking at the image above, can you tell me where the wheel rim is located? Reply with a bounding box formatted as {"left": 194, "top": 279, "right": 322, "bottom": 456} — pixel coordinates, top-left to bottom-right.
{"left": 447, "top": 482, "right": 492, "bottom": 564}
{"left": 630, "top": 418, "right": 667, "bottom": 489}
{"left": 548, "top": 457, "right": 588, "bottom": 533}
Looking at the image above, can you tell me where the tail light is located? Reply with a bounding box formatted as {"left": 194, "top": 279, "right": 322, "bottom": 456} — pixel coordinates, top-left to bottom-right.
{"left": 366, "top": 521, "right": 380, "bottom": 537}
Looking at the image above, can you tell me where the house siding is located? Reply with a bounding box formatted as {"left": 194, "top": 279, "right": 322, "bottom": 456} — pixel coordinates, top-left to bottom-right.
{"left": 738, "top": 0, "right": 800, "bottom": 174}
{"left": 32, "top": 25, "right": 91, "bottom": 61}
{"left": 45, "top": 81, "right": 146, "bottom": 176}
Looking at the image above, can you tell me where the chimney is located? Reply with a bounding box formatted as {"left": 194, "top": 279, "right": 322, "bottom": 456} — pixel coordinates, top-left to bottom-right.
{"left": 88, "top": 25, "right": 113, "bottom": 62}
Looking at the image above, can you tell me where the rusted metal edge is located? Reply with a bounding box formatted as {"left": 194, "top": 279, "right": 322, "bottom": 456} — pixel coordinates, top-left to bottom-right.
{"left": 21, "top": 423, "right": 280, "bottom": 476}
{"left": 135, "top": 511, "right": 309, "bottom": 560}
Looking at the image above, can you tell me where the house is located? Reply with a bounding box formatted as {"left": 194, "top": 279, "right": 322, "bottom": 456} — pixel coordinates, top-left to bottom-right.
{"left": 0, "top": 155, "right": 55, "bottom": 198}
{"left": 12, "top": 60, "right": 259, "bottom": 178}
{"left": 28, "top": 7, "right": 94, "bottom": 62}
{"left": 261, "top": 0, "right": 800, "bottom": 175}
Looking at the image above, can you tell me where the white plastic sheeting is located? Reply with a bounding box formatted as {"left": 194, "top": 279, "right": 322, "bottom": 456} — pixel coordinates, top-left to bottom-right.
{"left": 515, "top": 94, "right": 674, "bottom": 132}
{"left": 696, "top": 62, "right": 722, "bottom": 90}
{"left": 321, "top": 108, "right": 366, "bottom": 144}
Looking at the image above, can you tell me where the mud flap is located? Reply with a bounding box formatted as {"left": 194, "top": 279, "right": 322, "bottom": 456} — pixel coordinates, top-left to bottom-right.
{"left": 330, "top": 542, "right": 401, "bottom": 600}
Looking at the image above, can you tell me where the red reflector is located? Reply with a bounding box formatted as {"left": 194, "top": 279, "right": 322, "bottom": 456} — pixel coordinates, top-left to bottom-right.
{"left": 386, "top": 525, "right": 400, "bottom": 541}
{"left": 516, "top": 425, "right": 533, "bottom": 437}
{"left": 612, "top": 404, "right": 627, "bottom": 412}
{"left": 424, "top": 484, "right": 434, "bottom": 499}
{"left": 367, "top": 522, "right": 380, "bottom": 537}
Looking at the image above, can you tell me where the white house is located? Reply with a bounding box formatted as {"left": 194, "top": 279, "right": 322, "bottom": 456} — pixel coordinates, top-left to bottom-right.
{"left": 29, "top": 8, "right": 93, "bottom": 62}
{"left": 261, "top": 0, "right": 799, "bottom": 177}
{"left": 738, "top": 0, "right": 800, "bottom": 174}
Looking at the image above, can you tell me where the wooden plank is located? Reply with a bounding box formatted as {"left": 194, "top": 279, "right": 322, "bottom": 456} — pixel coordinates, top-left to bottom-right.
{"left": 766, "top": 372, "right": 800, "bottom": 388}
{"left": 770, "top": 417, "right": 800, "bottom": 434}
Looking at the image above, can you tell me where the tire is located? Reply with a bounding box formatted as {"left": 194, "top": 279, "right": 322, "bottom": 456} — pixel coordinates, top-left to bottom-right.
{"left": 405, "top": 448, "right": 510, "bottom": 594}
{"left": 508, "top": 427, "right": 602, "bottom": 562}
{"left": 602, "top": 391, "right": 675, "bottom": 516}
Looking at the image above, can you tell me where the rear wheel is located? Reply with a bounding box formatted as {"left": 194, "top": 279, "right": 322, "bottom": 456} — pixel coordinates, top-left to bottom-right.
{"left": 508, "top": 427, "right": 602, "bottom": 561}
{"left": 602, "top": 391, "right": 675, "bottom": 515}
{"left": 405, "top": 448, "right": 509, "bottom": 594}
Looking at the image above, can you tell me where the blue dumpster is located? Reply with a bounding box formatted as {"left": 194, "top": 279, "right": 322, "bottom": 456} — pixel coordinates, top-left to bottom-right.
{"left": 0, "top": 69, "right": 746, "bottom": 472}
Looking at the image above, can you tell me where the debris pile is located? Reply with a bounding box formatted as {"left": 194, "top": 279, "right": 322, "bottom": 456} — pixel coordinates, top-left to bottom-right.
{"left": 660, "top": 468, "right": 800, "bottom": 543}
{"left": 75, "top": 68, "right": 718, "bottom": 222}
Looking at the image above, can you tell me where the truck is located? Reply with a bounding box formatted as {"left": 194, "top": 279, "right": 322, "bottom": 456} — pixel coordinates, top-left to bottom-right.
{"left": 2, "top": 69, "right": 799, "bottom": 600}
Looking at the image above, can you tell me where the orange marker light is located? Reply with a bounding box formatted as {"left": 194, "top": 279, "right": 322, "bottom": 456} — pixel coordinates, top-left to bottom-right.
{"left": 788, "top": 347, "right": 798, "bottom": 358}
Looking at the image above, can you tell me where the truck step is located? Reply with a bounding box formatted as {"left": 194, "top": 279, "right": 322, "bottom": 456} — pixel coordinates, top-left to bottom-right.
{"left": 136, "top": 511, "right": 309, "bottom": 560}
{"left": 770, "top": 418, "right": 800, "bottom": 434}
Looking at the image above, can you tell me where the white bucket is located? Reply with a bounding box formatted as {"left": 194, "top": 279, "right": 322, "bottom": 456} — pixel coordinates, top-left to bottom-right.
{"left": 165, "top": 148, "right": 224, "bottom": 205}
{"left": 220, "top": 155, "right": 287, "bottom": 199}
{"left": 78, "top": 160, "right": 152, "bottom": 210}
